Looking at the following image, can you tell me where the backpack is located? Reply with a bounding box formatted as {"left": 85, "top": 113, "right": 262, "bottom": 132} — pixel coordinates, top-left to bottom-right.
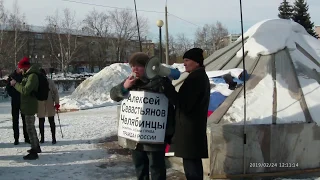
{"left": 32, "top": 72, "right": 50, "bottom": 101}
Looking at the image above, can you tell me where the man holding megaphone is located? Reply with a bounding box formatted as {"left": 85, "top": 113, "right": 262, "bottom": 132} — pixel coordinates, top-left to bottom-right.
{"left": 110, "top": 52, "right": 176, "bottom": 180}
{"left": 144, "top": 56, "right": 181, "bottom": 80}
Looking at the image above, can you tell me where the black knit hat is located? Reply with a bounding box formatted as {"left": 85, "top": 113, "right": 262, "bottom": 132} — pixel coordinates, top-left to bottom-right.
{"left": 183, "top": 48, "right": 204, "bottom": 66}
{"left": 128, "top": 52, "right": 150, "bottom": 67}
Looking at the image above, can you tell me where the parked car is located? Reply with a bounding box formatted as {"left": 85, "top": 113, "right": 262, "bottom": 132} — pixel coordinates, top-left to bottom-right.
{"left": 0, "top": 79, "right": 8, "bottom": 98}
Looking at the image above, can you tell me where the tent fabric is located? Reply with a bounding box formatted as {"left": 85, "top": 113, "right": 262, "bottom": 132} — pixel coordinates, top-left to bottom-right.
{"left": 206, "top": 69, "right": 247, "bottom": 119}
{"left": 208, "top": 92, "right": 227, "bottom": 112}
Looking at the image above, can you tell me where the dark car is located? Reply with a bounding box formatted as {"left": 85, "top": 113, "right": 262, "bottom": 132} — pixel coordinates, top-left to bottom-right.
{"left": 0, "top": 79, "right": 8, "bottom": 98}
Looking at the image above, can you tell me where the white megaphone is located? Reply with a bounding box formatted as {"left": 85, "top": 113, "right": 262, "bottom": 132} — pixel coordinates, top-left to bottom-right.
{"left": 145, "top": 57, "right": 181, "bottom": 80}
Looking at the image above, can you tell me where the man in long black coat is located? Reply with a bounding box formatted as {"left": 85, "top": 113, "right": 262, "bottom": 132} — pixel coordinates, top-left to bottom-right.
{"left": 6, "top": 68, "right": 29, "bottom": 145}
{"left": 163, "top": 48, "right": 210, "bottom": 180}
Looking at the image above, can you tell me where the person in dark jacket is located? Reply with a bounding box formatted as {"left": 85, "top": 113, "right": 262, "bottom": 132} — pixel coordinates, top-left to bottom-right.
{"left": 10, "top": 57, "right": 41, "bottom": 160}
{"left": 6, "top": 68, "right": 30, "bottom": 145}
{"left": 110, "top": 52, "right": 175, "bottom": 180}
{"left": 163, "top": 48, "right": 210, "bottom": 180}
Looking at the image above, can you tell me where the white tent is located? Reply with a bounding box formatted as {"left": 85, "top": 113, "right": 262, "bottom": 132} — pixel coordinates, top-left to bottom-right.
{"left": 170, "top": 19, "right": 320, "bottom": 178}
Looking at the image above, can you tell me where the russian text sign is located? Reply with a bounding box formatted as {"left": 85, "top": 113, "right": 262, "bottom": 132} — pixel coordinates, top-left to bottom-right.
{"left": 118, "top": 91, "right": 168, "bottom": 143}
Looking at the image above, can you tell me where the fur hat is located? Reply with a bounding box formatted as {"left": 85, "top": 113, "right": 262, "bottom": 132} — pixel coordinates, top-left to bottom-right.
{"left": 128, "top": 52, "right": 150, "bottom": 67}
{"left": 17, "top": 56, "right": 31, "bottom": 69}
{"left": 183, "top": 48, "right": 204, "bottom": 66}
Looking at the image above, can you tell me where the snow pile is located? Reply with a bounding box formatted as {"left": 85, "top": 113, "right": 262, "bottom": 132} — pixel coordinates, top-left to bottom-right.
{"left": 236, "top": 19, "right": 310, "bottom": 58}
{"left": 61, "top": 63, "right": 185, "bottom": 110}
{"left": 60, "top": 63, "right": 132, "bottom": 110}
{"left": 226, "top": 19, "right": 320, "bottom": 125}
{"left": 51, "top": 72, "right": 96, "bottom": 80}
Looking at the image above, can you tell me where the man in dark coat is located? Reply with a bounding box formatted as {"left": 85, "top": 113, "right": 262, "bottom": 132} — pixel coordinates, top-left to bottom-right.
{"left": 110, "top": 52, "right": 175, "bottom": 180}
{"left": 163, "top": 48, "right": 210, "bottom": 180}
{"left": 10, "top": 57, "right": 41, "bottom": 160}
{"left": 6, "top": 68, "right": 29, "bottom": 145}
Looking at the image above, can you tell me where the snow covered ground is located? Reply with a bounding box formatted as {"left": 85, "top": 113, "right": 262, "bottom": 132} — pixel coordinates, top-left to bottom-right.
{"left": 0, "top": 100, "right": 129, "bottom": 180}
{"left": 0, "top": 100, "right": 184, "bottom": 180}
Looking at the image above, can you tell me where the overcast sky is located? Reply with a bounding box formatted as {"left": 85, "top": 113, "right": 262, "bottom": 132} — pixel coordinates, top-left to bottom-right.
{"left": 3, "top": 0, "right": 320, "bottom": 42}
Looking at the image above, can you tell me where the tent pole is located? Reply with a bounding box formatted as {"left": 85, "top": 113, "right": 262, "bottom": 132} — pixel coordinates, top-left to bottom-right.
{"left": 239, "top": 0, "right": 247, "bottom": 175}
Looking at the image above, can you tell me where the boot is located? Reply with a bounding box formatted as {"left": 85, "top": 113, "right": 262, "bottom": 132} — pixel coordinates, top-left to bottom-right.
{"left": 27, "top": 146, "right": 42, "bottom": 153}
{"left": 23, "top": 152, "right": 38, "bottom": 160}
{"left": 39, "top": 118, "right": 45, "bottom": 143}
{"left": 14, "top": 139, "right": 19, "bottom": 145}
{"left": 25, "top": 138, "right": 30, "bottom": 144}
{"left": 49, "top": 117, "right": 56, "bottom": 144}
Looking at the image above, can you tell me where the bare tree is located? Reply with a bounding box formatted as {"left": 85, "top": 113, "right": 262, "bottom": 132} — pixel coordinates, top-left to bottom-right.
{"left": 162, "top": 34, "right": 178, "bottom": 63}
{"left": 175, "top": 33, "right": 193, "bottom": 56}
{"left": 195, "top": 21, "right": 228, "bottom": 54}
{"left": 195, "top": 24, "right": 212, "bottom": 53}
{"left": 6, "top": 0, "right": 28, "bottom": 67}
{"left": 82, "top": 9, "right": 111, "bottom": 69}
{"left": 108, "top": 9, "right": 149, "bottom": 62}
{"left": 211, "top": 21, "right": 228, "bottom": 50}
{"left": 83, "top": 9, "right": 110, "bottom": 37}
{"left": 45, "top": 8, "right": 81, "bottom": 76}
{"left": 0, "top": 0, "right": 8, "bottom": 77}
{"left": 168, "top": 35, "right": 177, "bottom": 56}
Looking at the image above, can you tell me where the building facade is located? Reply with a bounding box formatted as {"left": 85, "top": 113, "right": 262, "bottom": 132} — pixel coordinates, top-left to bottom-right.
{"left": 315, "top": 26, "right": 320, "bottom": 39}
{"left": 221, "top": 34, "right": 241, "bottom": 46}
{"left": 0, "top": 25, "right": 155, "bottom": 73}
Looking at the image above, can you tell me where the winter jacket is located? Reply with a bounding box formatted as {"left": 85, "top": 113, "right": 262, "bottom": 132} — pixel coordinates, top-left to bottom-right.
{"left": 110, "top": 76, "right": 175, "bottom": 151}
{"left": 14, "top": 65, "right": 40, "bottom": 115}
{"left": 37, "top": 78, "right": 59, "bottom": 118}
{"left": 164, "top": 67, "right": 210, "bottom": 159}
{"left": 6, "top": 70, "right": 23, "bottom": 106}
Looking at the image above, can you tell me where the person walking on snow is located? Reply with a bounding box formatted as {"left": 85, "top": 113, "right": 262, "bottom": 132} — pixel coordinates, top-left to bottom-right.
{"left": 10, "top": 57, "right": 42, "bottom": 160}
{"left": 37, "top": 68, "right": 60, "bottom": 144}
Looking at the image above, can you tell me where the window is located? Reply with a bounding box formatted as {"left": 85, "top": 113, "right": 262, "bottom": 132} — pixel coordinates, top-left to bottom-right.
{"left": 34, "top": 34, "right": 43, "bottom": 39}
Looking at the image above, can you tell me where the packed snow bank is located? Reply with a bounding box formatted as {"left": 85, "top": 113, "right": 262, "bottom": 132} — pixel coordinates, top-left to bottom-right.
{"left": 228, "top": 19, "right": 320, "bottom": 125}
{"left": 60, "top": 63, "right": 185, "bottom": 110}
{"left": 236, "top": 18, "right": 320, "bottom": 61}
{"left": 60, "top": 63, "right": 132, "bottom": 110}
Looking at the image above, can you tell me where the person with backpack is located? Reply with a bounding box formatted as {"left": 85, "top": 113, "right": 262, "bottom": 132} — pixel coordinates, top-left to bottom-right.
{"left": 9, "top": 57, "right": 42, "bottom": 160}
{"left": 37, "top": 68, "right": 60, "bottom": 144}
{"left": 6, "top": 68, "right": 30, "bottom": 145}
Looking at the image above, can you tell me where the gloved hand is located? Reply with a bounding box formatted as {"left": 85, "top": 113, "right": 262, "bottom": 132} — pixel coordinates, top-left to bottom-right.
{"left": 55, "top": 104, "right": 60, "bottom": 111}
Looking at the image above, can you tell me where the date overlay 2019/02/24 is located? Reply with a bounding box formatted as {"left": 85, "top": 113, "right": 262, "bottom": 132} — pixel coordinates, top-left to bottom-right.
{"left": 250, "top": 163, "right": 299, "bottom": 168}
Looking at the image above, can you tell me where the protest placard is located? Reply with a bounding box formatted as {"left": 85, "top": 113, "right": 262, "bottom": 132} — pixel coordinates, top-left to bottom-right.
{"left": 118, "top": 91, "right": 168, "bottom": 143}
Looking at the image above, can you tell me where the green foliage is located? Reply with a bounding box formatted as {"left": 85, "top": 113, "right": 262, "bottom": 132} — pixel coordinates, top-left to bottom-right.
{"left": 292, "top": 0, "right": 319, "bottom": 38}
{"left": 278, "top": 0, "right": 293, "bottom": 19}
